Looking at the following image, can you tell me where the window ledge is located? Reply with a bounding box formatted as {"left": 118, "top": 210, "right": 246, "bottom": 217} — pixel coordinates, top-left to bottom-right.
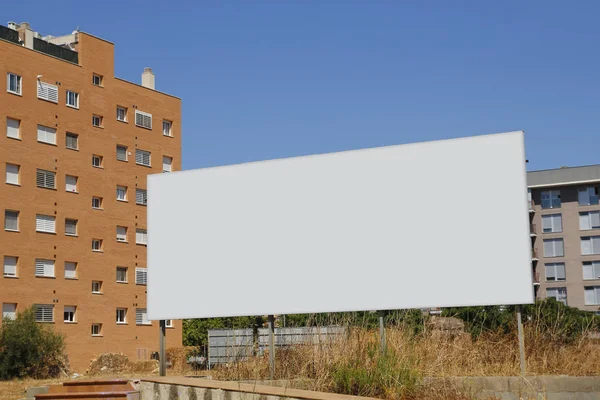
{"left": 3, "top": 275, "right": 18, "bottom": 279}
{"left": 37, "top": 141, "right": 58, "bottom": 147}
{"left": 92, "top": 165, "right": 104, "bottom": 169}
{"left": 136, "top": 243, "right": 148, "bottom": 247}
{"left": 135, "top": 125, "right": 153, "bottom": 131}
{"left": 137, "top": 323, "right": 153, "bottom": 326}
{"left": 117, "top": 159, "right": 129, "bottom": 163}
{"left": 37, "top": 231, "right": 57, "bottom": 235}
{"left": 66, "top": 147, "right": 79, "bottom": 151}
{"left": 66, "top": 104, "right": 79, "bottom": 110}
{"left": 92, "top": 125, "right": 104, "bottom": 129}
{"left": 5, "top": 229, "right": 20, "bottom": 233}
{"left": 135, "top": 163, "right": 152, "bottom": 168}
{"left": 92, "top": 207, "right": 104, "bottom": 211}
{"left": 36, "top": 321, "right": 55, "bottom": 324}
{"left": 136, "top": 203, "right": 148, "bottom": 207}
{"left": 66, "top": 190, "right": 79, "bottom": 194}
{"left": 117, "top": 240, "right": 129, "bottom": 244}
{"left": 7, "top": 90, "right": 22, "bottom": 97}
{"left": 117, "top": 199, "right": 129, "bottom": 203}
{"left": 163, "top": 134, "right": 174, "bottom": 138}
{"left": 92, "top": 292, "right": 103, "bottom": 295}
{"left": 37, "top": 97, "right": 59, "bottom": 105}
{"left": 91, "top": 335, "right": 104, "bottom": 337}
{"left": 117, "top": 281, "right": 128, "bottom": 284}
{"left": 65, "top": 234, "right": 79, "bottom": 237}
{"left": 65, "top": 277, "right": 78, "bottom": 280}
{"left": 64, "top": 321, "right": 78, "bottom": 324}
{"left": 35, "top": 276, "right": 56, "bottom": 279}
{"left": 117, "top": 119, "right": 128, "bottom": 124}
{"left": 92, "top": 250, "right": 104, "bottom": 253}
{"left": 37, "top": 186, "right": 57, "bottom": 191}
{"left": 116, "top": 322, "right": 128, "bottom": 325}
{"left": 6, "top": 182, "right": 21, "bottom": 186}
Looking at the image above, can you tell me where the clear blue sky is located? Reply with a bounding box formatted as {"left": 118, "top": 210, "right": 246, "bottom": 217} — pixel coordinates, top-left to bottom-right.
{"left": 4, "top": 1, "right": 599, "bottom": 171}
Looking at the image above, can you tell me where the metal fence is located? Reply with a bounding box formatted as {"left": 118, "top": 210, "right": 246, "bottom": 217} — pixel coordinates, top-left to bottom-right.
{"left": 208, "top": 326, "right": 346, "bottom": 366}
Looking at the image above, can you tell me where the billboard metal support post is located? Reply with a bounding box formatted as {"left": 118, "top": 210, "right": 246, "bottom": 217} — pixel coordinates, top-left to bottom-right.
{"left": 159, "top": 320, "right": 167, "bottom": 376}
{"left": 516, "top": 305, "right": 526, "bottom": 377}
{"left": 268, "top": 314, "right": 275, "bottom": 379}
{"left": 379, "top": 310, "right": 386, "bottom": 353}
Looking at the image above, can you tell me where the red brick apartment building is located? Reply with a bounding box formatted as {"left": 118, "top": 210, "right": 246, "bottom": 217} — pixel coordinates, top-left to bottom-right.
{"left": 0, "top": 22, "right": 182, "bottom": 371}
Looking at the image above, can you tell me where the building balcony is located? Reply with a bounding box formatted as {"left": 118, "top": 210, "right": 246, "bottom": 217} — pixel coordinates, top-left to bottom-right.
{"left": 529, "top": 199, "right": 535, "bottom": 213}
{"left": 532, "top": 248, "right": 539, "bottom": 261}
{"left": 533, "top": 271, "right": 540, "bottom": 286}
{"left": 530, "top": 223, "right": 537, "bottom": 237}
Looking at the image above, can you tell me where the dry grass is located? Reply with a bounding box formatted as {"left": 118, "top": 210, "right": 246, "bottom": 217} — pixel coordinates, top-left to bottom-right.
{"left": 207, "top": 326, "right": 600, "bottom": 399}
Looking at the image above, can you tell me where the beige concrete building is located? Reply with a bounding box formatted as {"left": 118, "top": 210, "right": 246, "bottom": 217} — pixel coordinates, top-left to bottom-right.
{"left": 528, "top": 165, "right": 600, "bottom": 313}
{"left": 0, "top": 22, "right": 182, "bottom": 371}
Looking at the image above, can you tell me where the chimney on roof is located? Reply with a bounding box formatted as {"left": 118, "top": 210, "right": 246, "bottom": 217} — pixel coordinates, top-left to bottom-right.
{"left": 141, "top": 67, "right": 155, "bottom": 90}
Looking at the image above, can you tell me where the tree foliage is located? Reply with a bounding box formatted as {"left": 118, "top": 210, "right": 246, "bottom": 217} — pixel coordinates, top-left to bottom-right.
{"left": 0, "top": 307, "right": 68, "bottom": 379}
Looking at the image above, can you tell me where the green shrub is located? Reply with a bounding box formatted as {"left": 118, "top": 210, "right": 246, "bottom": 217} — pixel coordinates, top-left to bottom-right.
{"left": 329, "top": 339, "right": 419, "bottom": 399}
{"left": 0, "top": 307, "right": 68, "bottom": 379}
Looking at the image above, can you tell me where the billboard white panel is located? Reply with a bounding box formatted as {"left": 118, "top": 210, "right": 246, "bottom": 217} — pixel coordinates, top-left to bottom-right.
{"left": 148, "top": 131, "right": 533, "bottom": 320}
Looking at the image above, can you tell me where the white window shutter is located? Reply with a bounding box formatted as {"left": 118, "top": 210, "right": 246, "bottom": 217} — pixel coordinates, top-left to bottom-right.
{"left": 4, "top": 256, "right": 17, "bottom": 277}
{"left": 136, "top": 268, "right": 147, "bottom": 285}
{"left": 6, "top": 118, "right": 19, "bottom": 139}
{"left": 65, "top": 262, "right": 76, "bottom": 278}
{"left": 2, "top": 304, "right": 16, "bottom": 320}
{"left": 36, "top": 215, "right": 56, "bottom": 233}
{"left": 66, "top": 176, "right": 77, "bottom": 192}
{"left": 136, "top": 229, "right": 148, "bottom": 245}
{"left": 136, "top": 189, "right": 148, "bottom": 205}
{"left": 163, "top": 157, "right": 172, "bottom": 172}
{"left": 117, "top": 226, "right": 127, "bottom": 241}
{"left": 584, "top": 287, "right": 597, "bottom": 305}
{"left": 37, "top": 82, "right": 59, "bottom": 103}
{"left": 135, "top": 111, "right": 152, "bottom": 129}
{"left": 35, "top": 259, "right": 54, "bottom": 277}
{"left": 580, "top": 213, "right": 591, "bottom": 230}
{"left": 37, "top": 125, "right": 57, "bottom": 145}
{"left": 582, "top": 238, "right": 592, "bottom": 255}
{"left": 6, "top": 164, "right": 19, "bottom": 184}
{"left": 584, "top": 263, "right": 594, "bottom": 280}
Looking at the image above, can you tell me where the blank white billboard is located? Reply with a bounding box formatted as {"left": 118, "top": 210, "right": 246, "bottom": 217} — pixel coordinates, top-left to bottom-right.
{"left": 148, "top": 131, "right": 533, "bottom": 320}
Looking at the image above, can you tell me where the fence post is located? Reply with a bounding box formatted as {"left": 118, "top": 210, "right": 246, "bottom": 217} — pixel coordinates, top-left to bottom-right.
{"left": 159, "top": 320, "right": 166, "bottom": 376}
{"left": 378, "top": 310, "right": 386, "bottom": 354}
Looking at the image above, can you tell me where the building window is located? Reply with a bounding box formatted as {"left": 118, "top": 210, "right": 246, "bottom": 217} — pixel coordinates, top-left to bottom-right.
{"left": 116, "top": 308, "right": 127, "bottom": 324}
{"left": 35, "top": 304, "right": 54, "bottom": 323}
{"left": 37, "top": 81, "right": 59, "bottom": 103}
{"left": 135, "top": 110, "right": 152, "bottom": 129}
{"left": 116, "top": 185, "right": 127, "bottom": 201}
{"left": 92, "top": 115, "right": 103, "bottom": 127}
{"left": 37, "top": 125, "right": 57, "bottom": 145}
{"left": 66, "top": 175, "right": 78, "bottom": 193}
{"left": 92, "top": 74, "right": 103, "bottom": 86}
{"left": 579, "top": 187, "right": 600, "bottom": 206}
{"left": 35, "top": 259, "right": 55, "bottom": 278}
{"left": 7, "top": 73, "right": 22, "bottom": 95}
{"left": 136, "top": 189, "right": 148, "bottom": 205}
{"left": 580, "top": 211, "right": 600, "bottom": 231}
{"left": 6, "top": 117, "right": 20, "bottom": 139}
{"left": 135, "top": 149, "right": 151, "bottom": 166}
{"left": 64, "top": 262, "right": 77, "bottom": 279}
{"left": 66, "top": 91, "right": 79, "bottom": 108}
{"left": 36, "top": 214, "right": 56, "bottom": 233}
{"left": 92, "top": 155, "right": 103, "bottom": 168}
{"left": 545, "top": 263, "right": 566, "bottom": 282}
{"left": 2, "top": 303, "right": 17, "bottom": 320}
{"left": 92, "top": 281, "right": 102, "bottom": 294}
{"left": 541, "top": 214, "right": 562, "bottom": 233}
{"left": 6, "top": 163, "right": 19, "bottom": 185}
{"left": 585, "top": 286, "right": 600, "bottom": 305}
{"left": 135, "top": 268, "right": 147, "bottom": 285}
{"left": 136, "top": 229, "right": 148, "bottom": 245}
{"left": 546, "top": 287, "right": 567, "bottom": 305}
{"left": 37, "top": 169, "right": 56, "bottom": 189}
{"left": 543, "top": 238, "right": 564, "bottom": 258}
{"left": 163, "top": 120, "right": 172, "bottom": 137}
{"left": 162, "top": 156, "right": 173, "bottom": 173}
{"left": 92, "top": 197, "right": 103, "bottom": 209}
{"left": 65, "top": 219, "right": 78, "bottom": 236}
{"left": 92, "top": 239, "right": 103, "bottom": 252}
{"left": 583, "top": 261, "right": 600, "bottom": 281}
{"left": 165, "top": 320, "right": 174, "bottom": 328}
{"left": 136, "top": 308, "right": 150, "bottom": 325}
{"left": 116, "top": 267, "right": 128, "bottom": 283}
{"left": 117, "top": 226, "right": 128, "bottom": 242}
{"left": 581, "top": 236, "right": 600, "bottom": 255}
{"left": 66, "top": 133, "right": 78, "bottom": 150}
{"left": 117, "top": 145, "right": 128, "bottom": 161}
{"left": 541, "top": 190, "right": 561, "bottom": 209}
{"left": 3, "top": 256, "right": 17, "bottom": 277}
{"left": 64, "top": 306, "right": 76, "bottom": 323}
{"left": 4, "top": 210, "right": 19, "bottom": 231}
{"left": 91, "top": 323, "right": 102, "bottom": 336}
{"left": 117, "top": 106, "right": 127, "bottom": 122}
